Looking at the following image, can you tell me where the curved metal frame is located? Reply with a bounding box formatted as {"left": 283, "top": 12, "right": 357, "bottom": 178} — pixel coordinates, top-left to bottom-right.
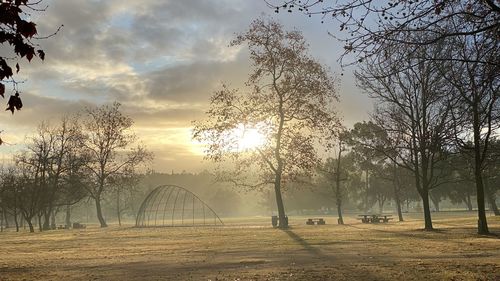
{"left": 135, "top": 184, "right": 224, "bottom": 227}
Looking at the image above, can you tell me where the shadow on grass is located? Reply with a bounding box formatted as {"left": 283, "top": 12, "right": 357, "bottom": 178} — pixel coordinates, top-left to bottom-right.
{"left": 345, "top": 224, "right": 449, "bottom": 240}
{"left": 347, "top": 223, "right": 499, "bottom": 240}
{"left": 477, "top": 231, "right": 500, "bottom": 239}
{"left": 281, "top": 229, "right": 325, "bottom": 257}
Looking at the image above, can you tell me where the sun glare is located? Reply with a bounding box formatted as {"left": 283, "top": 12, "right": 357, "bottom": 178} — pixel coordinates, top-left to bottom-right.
{"left": 233, "top": 123, "right": 267, "bottom": 151}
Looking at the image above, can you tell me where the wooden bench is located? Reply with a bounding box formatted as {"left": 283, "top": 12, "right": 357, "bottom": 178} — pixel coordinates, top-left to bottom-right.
{"left": 72, "top": 222, "right": 86, "bottom": 229}
{"left": 380, "top": 216, "right": 393, "bottom": 223}
{"left": 306, "top": 218, "right": 325, "bottom": 225}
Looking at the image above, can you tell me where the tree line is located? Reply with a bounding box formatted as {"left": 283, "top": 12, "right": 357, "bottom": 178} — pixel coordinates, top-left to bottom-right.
{"left": 0, "top": 103, "right": 151, "bottom": 232}
{"left": 318, "top": 122, "right": 500, "bottom": 226}
{"left": 194, "top": 16, "right": 499, "bottom": 235}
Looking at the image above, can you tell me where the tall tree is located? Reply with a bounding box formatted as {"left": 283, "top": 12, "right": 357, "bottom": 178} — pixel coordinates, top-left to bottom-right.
{"left": 484, "top": 139, "right": 500, "bottom": 216}
{"left": 108, "top": 167, "right": 142, "bottom": 226}
{"left": 347, "top": 122, "right": 389, "bottom": 213}
{"left": 319, "top": 133, "right": 347, "bottom": 224}
{"left": 440, "top": 32, "right": 500, "bottom": 234}
{"left": 15, "top": 118, "right": 84, "bottom": 230}
{"left": 60, "top": 138, "right": 89, "bottom": 228}
{"left": 81, "top": 102, "right": 151, "bottom": 227}
{"left": 356, "top": 38, "right": 456, "bottom": 230}
{"left": 193, "top": 18, "right": 340, "bottom": 228}
{"left": 8, "top": 162, "right": 44, "bottom": 233}
{"left": 0, "top": 167, "right": 21, "bottom": 231}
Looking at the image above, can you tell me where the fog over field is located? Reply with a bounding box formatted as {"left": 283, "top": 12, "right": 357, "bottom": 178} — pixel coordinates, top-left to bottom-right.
{"left": 0, "top": 1, "right": 499, "bottom": 280}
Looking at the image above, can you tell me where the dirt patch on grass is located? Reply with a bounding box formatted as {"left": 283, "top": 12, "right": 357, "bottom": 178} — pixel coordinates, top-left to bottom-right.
{"left": 0, "top": 214, "right": 498, "bottom": 280}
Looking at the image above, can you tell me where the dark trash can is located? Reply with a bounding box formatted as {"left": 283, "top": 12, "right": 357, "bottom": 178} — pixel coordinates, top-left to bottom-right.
{"left": 272, "top": 215, "right": 289, "bottom": 228}
{"left": 271, "top": 216, "right": 278, "bottom": 228}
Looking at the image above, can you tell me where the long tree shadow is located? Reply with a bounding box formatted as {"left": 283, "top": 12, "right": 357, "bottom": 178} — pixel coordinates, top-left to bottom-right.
{"left": 280, "top": 229, "right": 391, "bottom": 281}
{"left": 346, "top": 223, "right": 499, "bottom": 240}
{"left": 345, "top": 224, "right": 449, "bottom": 240}
{"left": 282, "top": 229, "right": 325, "bottom": 257}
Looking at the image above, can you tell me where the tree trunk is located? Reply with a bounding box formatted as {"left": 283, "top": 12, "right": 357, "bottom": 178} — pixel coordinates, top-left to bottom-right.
{"left": 65, "top": 205, "right": 71, "bottom": 228}
{"left": 4, "top": 208, "right": 9, "bottom": 229}
{"left": 336, "top": 198, "right": 344, "bottom": 225}
{"left": 274, "top": 169, "right": 287, "bottom": 229}
{"left": 474, "top": 172, "right": 489, "bottom": 234}
{"left": 38, "top": 214, "right": 43, "bottom": 232}
{"left": 43, "top": 209, "right": 51, "bottom": 231}
{"left": 95, "top": 196, "right": 108, "bottom": 227}
{"left": 466, "top": 191, "right": 473, "bottom": 211}
{"left": 472, "top": 105, "right": 489, "bottom": 234}
{"left": 14, "top": 210, "right": 19, "bottom": 232}
{"left": 51, "top": 210, "right": 56, "bottom": 229}
{"left": 364, "top": 170, "right": 370, "bottom": 212}
{"left": 335, "top": 144, "right": 344, "bottom": 225}
{"left": 489, "top": 195, "right": 500, "bottom": 216}
{"left": 420, "top": 188, "right": 433, "bottom": 230}
{"left": 1, "top": 207, "right": 5, "bottom": 230}
{"left": 430, "top": 194, "right": 440, "bottom": 212}
{"left": 484, "top": 181, "right": 499, "bottom": 216}
{"left": 393, "top": 182, "right": 404, "bottom": 222}
{"left": 378, "top": 198, "right": 385, "bottom": 214}
{"left": 414, "top": 161, "right": 433, "bottom": 230}
{"left": 117, "top": 189, "right": 122, "bottom": 226}
{"left": 26, "top": 218, "right": 35, "bottom": 233}
{"left": 1, "top": 206, "right": 8, "bottom": 230}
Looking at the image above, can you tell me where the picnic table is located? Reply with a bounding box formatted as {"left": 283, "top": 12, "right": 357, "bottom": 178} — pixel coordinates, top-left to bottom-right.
{"left": 306, "top": 218, "right": 326, "bottom": 225}
{"left": 357, "top": 214, "right": 393, "bottom": 223}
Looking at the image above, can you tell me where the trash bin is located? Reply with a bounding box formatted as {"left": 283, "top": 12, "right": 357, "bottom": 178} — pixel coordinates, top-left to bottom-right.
{"left": 271, "top": 216, "right": 278, "bottom": 228}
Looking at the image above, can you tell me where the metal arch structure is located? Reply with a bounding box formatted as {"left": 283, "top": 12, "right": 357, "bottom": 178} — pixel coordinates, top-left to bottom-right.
{"left": 135, "top": 185, "right": 224, "bottom": 227}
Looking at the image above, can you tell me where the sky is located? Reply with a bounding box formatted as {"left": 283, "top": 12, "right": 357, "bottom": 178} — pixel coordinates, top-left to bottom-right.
{"left": 0, "top": 0, "right": 372, "bottom": 172}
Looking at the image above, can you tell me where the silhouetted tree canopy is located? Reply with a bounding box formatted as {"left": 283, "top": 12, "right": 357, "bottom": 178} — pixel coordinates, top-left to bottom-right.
{"left": 267, "top": 0, "right": 500, "bottom": 66}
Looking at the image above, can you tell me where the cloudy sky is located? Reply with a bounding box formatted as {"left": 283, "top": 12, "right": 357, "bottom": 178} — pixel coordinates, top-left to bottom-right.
{"left": 0, "top": 0, "right": 372, "bottom": 172}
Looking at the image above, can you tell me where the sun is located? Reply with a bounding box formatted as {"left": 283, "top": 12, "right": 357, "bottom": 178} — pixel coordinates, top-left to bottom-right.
{"left": 191, "top": 122, "right": 269, "bottom": 154}
{"left": 233, "top": 123, "right": 267, "bottom": 151}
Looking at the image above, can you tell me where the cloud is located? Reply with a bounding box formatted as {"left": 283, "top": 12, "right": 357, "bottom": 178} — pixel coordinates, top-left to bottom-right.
{"left": 144, "top": 56, "right": 250, "bottom": 103}
{"left": 0, "top": 0, "right": 370, "bottom": 172}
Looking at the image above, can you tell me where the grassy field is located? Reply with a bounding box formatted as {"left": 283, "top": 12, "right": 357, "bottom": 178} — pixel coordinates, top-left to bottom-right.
{"left": 0, "top": 212, "right": 499, "bottom": 281}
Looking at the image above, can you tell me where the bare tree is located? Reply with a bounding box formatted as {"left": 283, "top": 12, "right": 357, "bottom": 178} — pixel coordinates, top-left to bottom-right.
{"left": 347, "top": 122, "right": 389, "bottom": 213}
{"left": 7, "top": 162, "right": 44, "bottom": 233}
{"left": 14, "top": 118, "right": 84, "bottom": 230}
{"left": 484, "top": 139, "right": 500, "bottom": 216}
{"left": 193, "top": 18, "right": 340, "bottom": 228}
{"left": 0, "top": 167, "right": 21, "bottom": 231}
{"left": 320, "top": 135, "right": 347, "bottom": 224}
{"left": 108, "top": 167, "right": 142, "bottom": 226}
{"left": 440, "top": 32, "right": 500, "bottom": 234}
{"left": 390, "top": 162, "right": 406, "bottom": 222}
{"left": 15, "top": 123, "right": 54, "bottom": 232}
{"left": 60, "top": 138, "right": 89, "bottom": 228}
{"left": 81, "top": 102, "right": 151, "bottom": 227}
{"left": 267, "top": 0, "right": 499, "bottom": 66}
{"left": 355, "top": 38, "right": 456, "bottom": 230}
